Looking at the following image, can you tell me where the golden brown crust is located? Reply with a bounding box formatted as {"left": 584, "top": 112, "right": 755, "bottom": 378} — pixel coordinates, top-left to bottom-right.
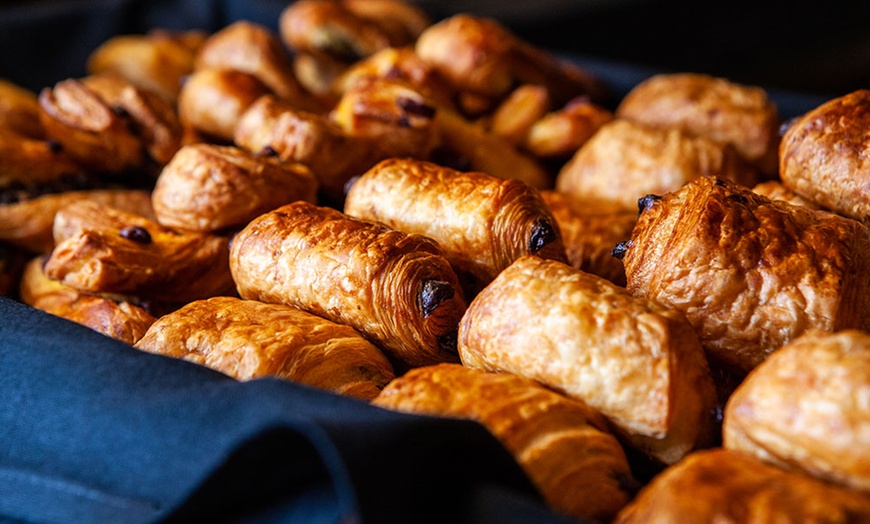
{"left": 780, "top": 89, "right": 870, "bottom": 226}
{"left": 622, "top": 176, "right": 870, "bottom": 374}
{"left": 0, "top": 189, "right": 153, "bottom": 253}
{"left": 374, "top": 363, "right": 634, "bottom": 521}
{"left": 616, "top": 72, "right": 781, "bottom": 176}
{"left": 615, "top": 448, "right": 870, "bottom": 523}
{"left": 540, "top": 190, "right": 635, "bottom": 286}
{"left": 345, "top": 158, "right": 567, "bottom": 293}
{"left": 341, "top": 0, "right": 430, "bottom": 44}
{"left": 44, "top": 200, "right": 234, "bottom": 302}
{"left": 230, "top": 201, "right": 466, "bottom": 368}
{"left": 489, "top": 84, "right": 550, "bottom": 146}
{"left": 524, "top": 97, "right": 614, "bottom": 158}
{"left": 0, "top": 128, "right": 84, "bottom": 187}
{"left": 724, "top": 330, "right": 870, "bottom": 493}
{"left": 152, "top": 144, "right": 317, "bottom": 232}
{"left": 20, "top": 256, "right": 156, "bottom": 345}
{"left": 458, "top": 255, "right": 717, "bottom": 464}
{"left": 0, "top": 79, "right": 43, "bottom": 138}
{"left": 555, "top": 119, "right": 758, "bottom": 211}
{"left": 751, "top": 180, "right": 822, "bottom": 209}
{"left": 134, "top": 296, "right": 394, "bottom": 400}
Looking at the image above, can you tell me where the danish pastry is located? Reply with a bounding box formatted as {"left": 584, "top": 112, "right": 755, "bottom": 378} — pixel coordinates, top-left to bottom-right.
{"left": 0, "top": 78, "right": 43, "bottom": 138}
{"left": 177, "top": 68, "right": 271, "bottom": 142}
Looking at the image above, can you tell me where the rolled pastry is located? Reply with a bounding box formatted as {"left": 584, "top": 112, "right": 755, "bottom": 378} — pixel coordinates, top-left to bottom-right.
{"left": 344, "top": 158, "right": 567, "bottom": 293}
{"left": 620, "top": 176, "right": 870, "bottom": 374}
{"left": 152, "top": 143, "right": 317, "bottom": 232}
{"left": 177, "top": 68, "right": 271, "bottom": 142}
{"left": 780, "top": 89, "right": 870, "bottom": 226}
{"left": 230, "top": 201, "right": 466, "bottom": 368}
{"left": 0, "top": 78, "right": 43, "bottom": 138}
{"left": 135, "top": 296, "right": 394, "bottom": 401}
{"left": 44, "top": 200, "right": 234, "bottom": 302}
{"left": 373, "top": 363, "right": 635, "bottom": 522}
{"left": 751, "top": 180, "right": 821, "bottom": 209}
{"left": 458, "top": 255, "right": 717, "bottom": 465}
{"left": 724, "top": 329, "right": 870, "bottom": 493}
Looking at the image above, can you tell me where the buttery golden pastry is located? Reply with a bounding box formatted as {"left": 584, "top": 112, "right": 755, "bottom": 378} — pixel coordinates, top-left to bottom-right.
{"left": 540, "top": 190, "right": 635, "bottom": 286}
{"left": 751, "top": 180, "right": 822, "bottom": 209}
{"left": 151, "top": 144, "right": 317, "bottom": 232}
{"left": 177, "top": 68, "right": 272, "bottom": 142}
{"left": 344, "top": 158, "right": 567, "bottom": 294}
{"left": 724, "top": 329, "right": 870, "bottom": 493}
{"left": 0, "top": 78, "right": 43, "bottom": 138}
{"left": 341, "top": 0, "right": 430, "bottom": 45}
{"left": 555, "top": 119, "right": 758, "bottom": 210}
{"left": 458, "top": 255, "right": 717, "bottom": 465}
{"left": 615, "top": 448, "right": 870, "bottom": 523}
{"left": 524, "top": 96, "right": 614, "bottom": 158}
{"left": 620, "top": 176, "right": 870, "bottom": 374}
{"left": 616, "top": 72, "right": 781, "bottom": 176}
{"left": 44, "top": 200, "right": 234, "bottom": 302}
{"left": 134, "top": 296, "right": 395, "bottom": 400}
{"left": 0, "top": 128, "right": 83, "bottom": 187}
{"left": 229, "top": 201, "right": 466, "bottom": 368}
{"left": 488, "top": 85, "right": 550, "bottom": 146}
{"left": 373, "top": 363, "right": 635, "bottom": 522}
{"left": 20, "top": 256, "right": 156, "bottom": 345}
{"left": 780, "top": 89, "right": 870, "bottom": 226}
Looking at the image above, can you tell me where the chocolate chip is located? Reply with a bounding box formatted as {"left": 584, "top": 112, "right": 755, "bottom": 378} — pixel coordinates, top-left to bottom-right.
{"left": 396, "top": 96, "right": 436, "bottom": 119}
{"left": 637, "top": 194, "right": 662, "bottom": 216}
{"left": 714, "top": 178, "right": 728, "bottom": 187}
{"left": 257, "top": 145, "right": 279, "bottom": 158}
{"left": 611, "top": 240, "right": 632, "bottom": 260}
{"left": 420, "top": 279, "right": 455, "bottom": 317}
{"left": 528, "top": 219, "right": 557, "bottom": 253}
{"left": 727, "top": 193, "right": 749, "bottom": 205}
{"left": 119, "top": 225, "right": 152, "bottom": 244}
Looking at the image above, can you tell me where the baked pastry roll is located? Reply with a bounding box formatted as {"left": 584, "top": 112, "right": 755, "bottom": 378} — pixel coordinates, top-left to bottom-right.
{"left": 555, "top": 119, "right": 758, "bottom": 211}
{"left": 458, "top": 255, "right": 717, "bottom": 465}
{"left": 134, "top": 296, "right": 394, "bottom": 401}
{"left": 43, "top": 200, "right": 234, "bottom": 302}
{"left": 0, "top": 78, "right": 43, "bottom": 138}
{"left": 724, "top": 329, "right": 870, "bottom": 493}
{"left": 177, "top": 68, "right": 271, "bottom": 142}
{"left": 151, "top": 144, "right": 317, "bottom": 233}
{"left": 20, "top": 256, "right": 156, "bottom": 345}
{"left": 488, "top": 85, "right": 550, "bottom": 146}
{"left": 540, "top": 190, "right": 635, "bottom": 286}
{"left": 230, "top": 201, "right": 466, "bottom": 368}
{"left": 752, "top": 180, "right": 821, "bottom": 209}
{"left": 345, "top": 158, "right": 566, "bottom": 293}
{"left": 524, "top": 96, "right": 614, "bottom": 159}
{"left": 780, "top": 89, "right": 870, "bottom": 226}
{"left": 373, "top": 363, "right": 635, "bottom": 522}
{"left": 620, "top": 176, "right": 870, "bottom": 374}
{"left": 616, "top": 72, "right": 781, "bottom": 176}
{"left": 0, "top": 128, "right": 83, "bottom": 188}
{"left": 615, "top": 448, "right": 870, "bottom": 523}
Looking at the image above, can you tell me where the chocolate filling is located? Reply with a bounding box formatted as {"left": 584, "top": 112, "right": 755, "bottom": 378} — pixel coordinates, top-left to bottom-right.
{"left": 420, "top": 279, "right": 455, "bottom": 318}
{"left": 528, "top": 219, "right": 557, "bottom": 253}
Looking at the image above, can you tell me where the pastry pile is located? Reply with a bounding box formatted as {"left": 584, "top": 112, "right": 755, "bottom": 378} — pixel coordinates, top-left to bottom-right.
{"left": 2, "top": 1, "right": 868, "bottom": 521}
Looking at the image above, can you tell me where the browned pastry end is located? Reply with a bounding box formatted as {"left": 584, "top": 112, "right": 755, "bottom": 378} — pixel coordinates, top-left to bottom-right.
{"left": 458, "top": 255, "right": 717, "bottom": 465}
{"left": 345, "top": 158, "right": 567, "bottom": 293}
{"left": 0, "top": 189, "right": 154, "bottom": 253}
{"left": 374, "top": 363, "right": 635, "bottom": 522}
{"left": 195, "top": 20, "right": 321, "bottom": 112}
{"left": 615, "top": 448, "right": 870, "bottom": 523}
{"left": 229, "top": 201, "right": 466, "bottom": 368}
{"left": 0, "top": 79, "right": 43, "bottom": 138}
{"left": 0, "top": 128, "right": 83, "bottom": 187}
{"left": 488, "top": 84, "right": 550, "bottom": 146}
{"left": 724, "top": 329, "right": 870, "bottom": 493}
{"left": 177, "top": 68, "right": 272, "bottom": 142}
{"left": 20, "top": 256, "right": 156, "bottom": 345}
{"left": 780, "top": 89, "right": 870, "bottom": 226}
{"left": 234, "top": 94, "right": 381, "bottom": 202}
{"left": 617, "top": 72, "right": 781, "bottom": 176}
{"left": 540, "top": 190, "right": 636, "bottom": 286}
{"left": 134, "top": 296, "right": 395, "bottom": 400}
{"left": 152, "top": 144, "right": 317, "bottom": 232}
{"left": 555, "top": 119, "right": 758, "bottom": 211}
{"left": 622, "top": 176, "right": 870, "bottom": 375}
{"left": 525, "top": 97, "right": 614, "bottom": 158}
{"left": 44, "top": 200, "right": 234, "bottom": 302}
{"left": 751, "top": 180, "right": 822, "bottom": 209}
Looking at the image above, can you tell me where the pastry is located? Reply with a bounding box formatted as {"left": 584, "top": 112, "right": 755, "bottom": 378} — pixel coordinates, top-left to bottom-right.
{"left": 374, "top": 363, "right": 636, "bottom": 522}
{"left": 344, "top": 158, "right": 566, "bottom": 294}
{"left": 229, "top": 201, "right": 466, "bottom": 368}
{"left": 724, "top": 329, "right": 870, "bottom": 493}
{"left": 751, "top": 180, "right": 821, "bottom": 209}
{"left": 524, "top": 96, "right": 613, "bottom": 159}
{"left": 177, "top": 68, "right": 271, "bottom": 142}
{"left": 135, "top": 296, "right": 395, "bottom": 400}
{"left": 458, "top": 255, "right": 717, "bottom": 465}
{"left": 0, "top": 78, "right": 43, "bottom": 138}
{"left": 620, "top": 175, "right": 870, "bottom": 374}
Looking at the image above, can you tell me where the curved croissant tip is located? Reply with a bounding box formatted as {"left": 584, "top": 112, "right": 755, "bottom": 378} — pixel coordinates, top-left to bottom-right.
{"left": 420, "top": 279, "right": 455, "bottom": 318}
{"left": 529, "top": 219, "right": 557, "bottom": 253}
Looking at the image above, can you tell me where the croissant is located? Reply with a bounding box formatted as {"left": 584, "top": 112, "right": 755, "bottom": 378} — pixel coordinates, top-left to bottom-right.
{"left": 780, "top": 89, "right": 870, "bottom": 226}
{"left": 555, "top": 119, "right": 758, "bottom": 211}
{"left": 524, "top": 96, "right": 614, "bottom": 159}
{"left": 0, "top": 128, "right": 83, "bottom": 188}
{"left": 724, "top": 329, "right": 870, "bottom": 493}
{"left": 616, "top": 72, "right": 781, "bottom": 176}
{"left": 0, "top": 78, "right": 43, "bottom": 138}
{"left": 373, "top": 363, "right": 635, "bottom": 522}
{"left": 751, "top": 180, "right": 821, "bottom": 209}
{"left": 19, "top": 256, "right": 156, "bottom": 345}
{"left": 616, "top": 448, "right": 870, "bottom": 523}
{"left": 134, "top": 296, "right": 394, "bottom": 400}
{"left": 229, "top": 201, "right": 466, "bottom": 368}
{"left": 620, "top": 176, "right": 870, "bottom": 374}
{"left": 344, "top": 158, "right": 566, "bottom": 294}
{"left": 43, "top": 200, "right": 234, "bottom": 302}
{"left": 177, "top": 68, "right": 271, "bottom": 142}
{"left": 458, "top": 255, "right": 717, "bottom": 465}
{"left": 151, "top": 143, "right": 317, "bottom": 232}
{"left": 488, "top": 85, "right": 550, "bottom": 146}
{"left": 539, "top": 190, "right": 635, "bottom": 286}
